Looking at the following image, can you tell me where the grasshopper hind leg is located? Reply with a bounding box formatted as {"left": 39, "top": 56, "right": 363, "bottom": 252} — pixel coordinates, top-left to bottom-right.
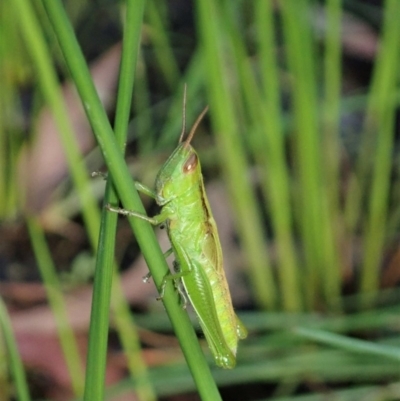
{"left": 155, "top": 248, "right": 177, "bottom": 298}
{"left": 198, "top": 320, "right": 236, "bottom": 369}
{"left": 172, "top": 260, "right": 188, "bottom": 308}
{"left": 156, "top": 277, "right": 187, "bottom": 309}
{"left": 236, "top": 315, "right": 248, "bottom": 339}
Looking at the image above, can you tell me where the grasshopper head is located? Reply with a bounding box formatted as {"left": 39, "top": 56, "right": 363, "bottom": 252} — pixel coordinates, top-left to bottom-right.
{"left": 154, "top": 104, "right": 208, "bottom": 205}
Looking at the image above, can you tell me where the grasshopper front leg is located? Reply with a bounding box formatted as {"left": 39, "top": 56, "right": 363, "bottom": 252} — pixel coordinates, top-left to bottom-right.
{"left": 105, "top": 203, "right": 169, "bottom": 226}
{"left": 106, "top": 201, "right": 176, "bottom": 296}
{"left": 105, "top": 176, "right": 168, "bottom": 224}
{"left": 134, "top": 182, "right": 157, "bottom": 200}
{"left": 93, "top": 174, "right": 157, "bottom": 198}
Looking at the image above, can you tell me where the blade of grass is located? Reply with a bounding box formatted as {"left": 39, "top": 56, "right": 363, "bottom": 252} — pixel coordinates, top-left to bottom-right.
{"left": 109, "top": 360, "right": 400, "bottom": 399}
{"left": 196, "top": 0, "right": 276, "bottom": 310}
{"left": 110, "top": 3, "right": 156, "bottom": 400}
{"left": 265, "top": 383, "right": 400, "bottom": 401}
{"left": 254, "top": 0, "right": 302, "bottom": 311}
{"left": 320, "top": 0, "right": 344, "bottom": 310}
{"left": 83, "top": 2, "right": 156, "bottom": 400}
{"left": 13, "top": 0, "right": 101, "bottom": 249}
{"left": 113, "top": 306, "right": 400, "bottom": 397}
{"left": 0, "top": 297, "right": 31, "bottom": 401}
{"left": 26, "top": 215, "right": 84, "bottom": 396}
{"left": 157, "top": 50, "right": 205, "bottom": 149}
{"left": 40, "top": 1, "right": 222, "bottom": 398}
{"left": 133, "top": 49, "right": 154, "bottom": 155}
{"left": 359, "top": 0, "right": 400, "bottom": 299}
{"left": 322, "top": 0, "right": 343, "bottom": 202}
{"left": 294, "top": 326, "right": 400, "bottom": 362}
{"left": 279, "top": 0, "right": 319, "bottom": 309}
{"left": 216, "top": 1, "right": 301, "bottom": 311}
{"left": 344, "top": 0, "right": 400, "bottom": 264}
{"left": 146, "top": 0, "right": 180, "bottom": 90}
{"left": 0, "top": 3, "right": 21, "bottom": 218}
{"left": 280, "top": 0, "right": 342, "bottom": 309}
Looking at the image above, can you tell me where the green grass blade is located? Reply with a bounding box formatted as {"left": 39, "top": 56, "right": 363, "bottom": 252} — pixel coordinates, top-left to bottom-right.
{"left": 294, "top": 327, "right": 400, "bottom": 362}
{"left": 196, "top": 0, "right": 276, "bottom": 310}
{"left": 280, "top": 0, "right": 342, "bottom": 310}
{"left": 40, "top": 1, "right": 222, "bottom": 399}
{"left": 0, "top": 2, "right": 23, "bottom": 218}
{"left": 254, "top": 0, "right": 302, "bottom": 311}
{"left": 217, "top": 1, "right": 301, "bottom": 311}
{"left": 133, "top": 50, "right": 154, "bottom": 155}
{"left": 82, "top": 2, "right": 156, "bottom": 400}
{"left": 26, "top": 216, "right": 84, "bottom": 396}
{"left": 146, "top": 0, "right": 180, "bottom": 90}
{"left": 320, "top": 0, "right": 344, "bottom": 310}
{"left": 157, "top": 51, "right": 205, "bottom": 149}
{"left": 112, "top": 3, "right": 156, "bottom": 400}
{"left": 13, "top": 0, "right": 101, "bottom": 249}
{"left": 0, "top": 297, "right": 31, "bottom": 401}
{"left": 359, "top": 0, "right": 400, "bottom": 298}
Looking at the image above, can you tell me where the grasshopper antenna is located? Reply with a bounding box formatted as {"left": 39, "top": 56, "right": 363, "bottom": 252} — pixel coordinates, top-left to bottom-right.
{"left": 184, "top": 105, "right": 209, "bottom": 148}
{"left": 178, "top": 84, "right": 187, "bottom": 143}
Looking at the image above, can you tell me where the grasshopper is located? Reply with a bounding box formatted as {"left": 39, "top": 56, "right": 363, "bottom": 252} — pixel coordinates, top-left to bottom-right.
{"left": 107, "top": 94, "right": 247, "bottom": 369}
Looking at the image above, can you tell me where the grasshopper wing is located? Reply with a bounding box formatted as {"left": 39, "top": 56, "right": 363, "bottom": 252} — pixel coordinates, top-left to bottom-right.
{"left": 173, "top": 239, "right": 236, "bottom": 368}
{"left": 202, "top": 229, "right": 248, "bottom": 343}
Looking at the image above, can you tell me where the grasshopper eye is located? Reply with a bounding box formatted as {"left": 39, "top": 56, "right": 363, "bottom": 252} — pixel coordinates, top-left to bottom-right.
{"left": 183, "top": 153, "right": 198, "bottom": 174}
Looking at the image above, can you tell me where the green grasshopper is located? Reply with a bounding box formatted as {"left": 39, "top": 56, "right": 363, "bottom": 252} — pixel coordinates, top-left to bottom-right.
{"left": 107, "top": 96, "right": 247, "bottom": 369}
